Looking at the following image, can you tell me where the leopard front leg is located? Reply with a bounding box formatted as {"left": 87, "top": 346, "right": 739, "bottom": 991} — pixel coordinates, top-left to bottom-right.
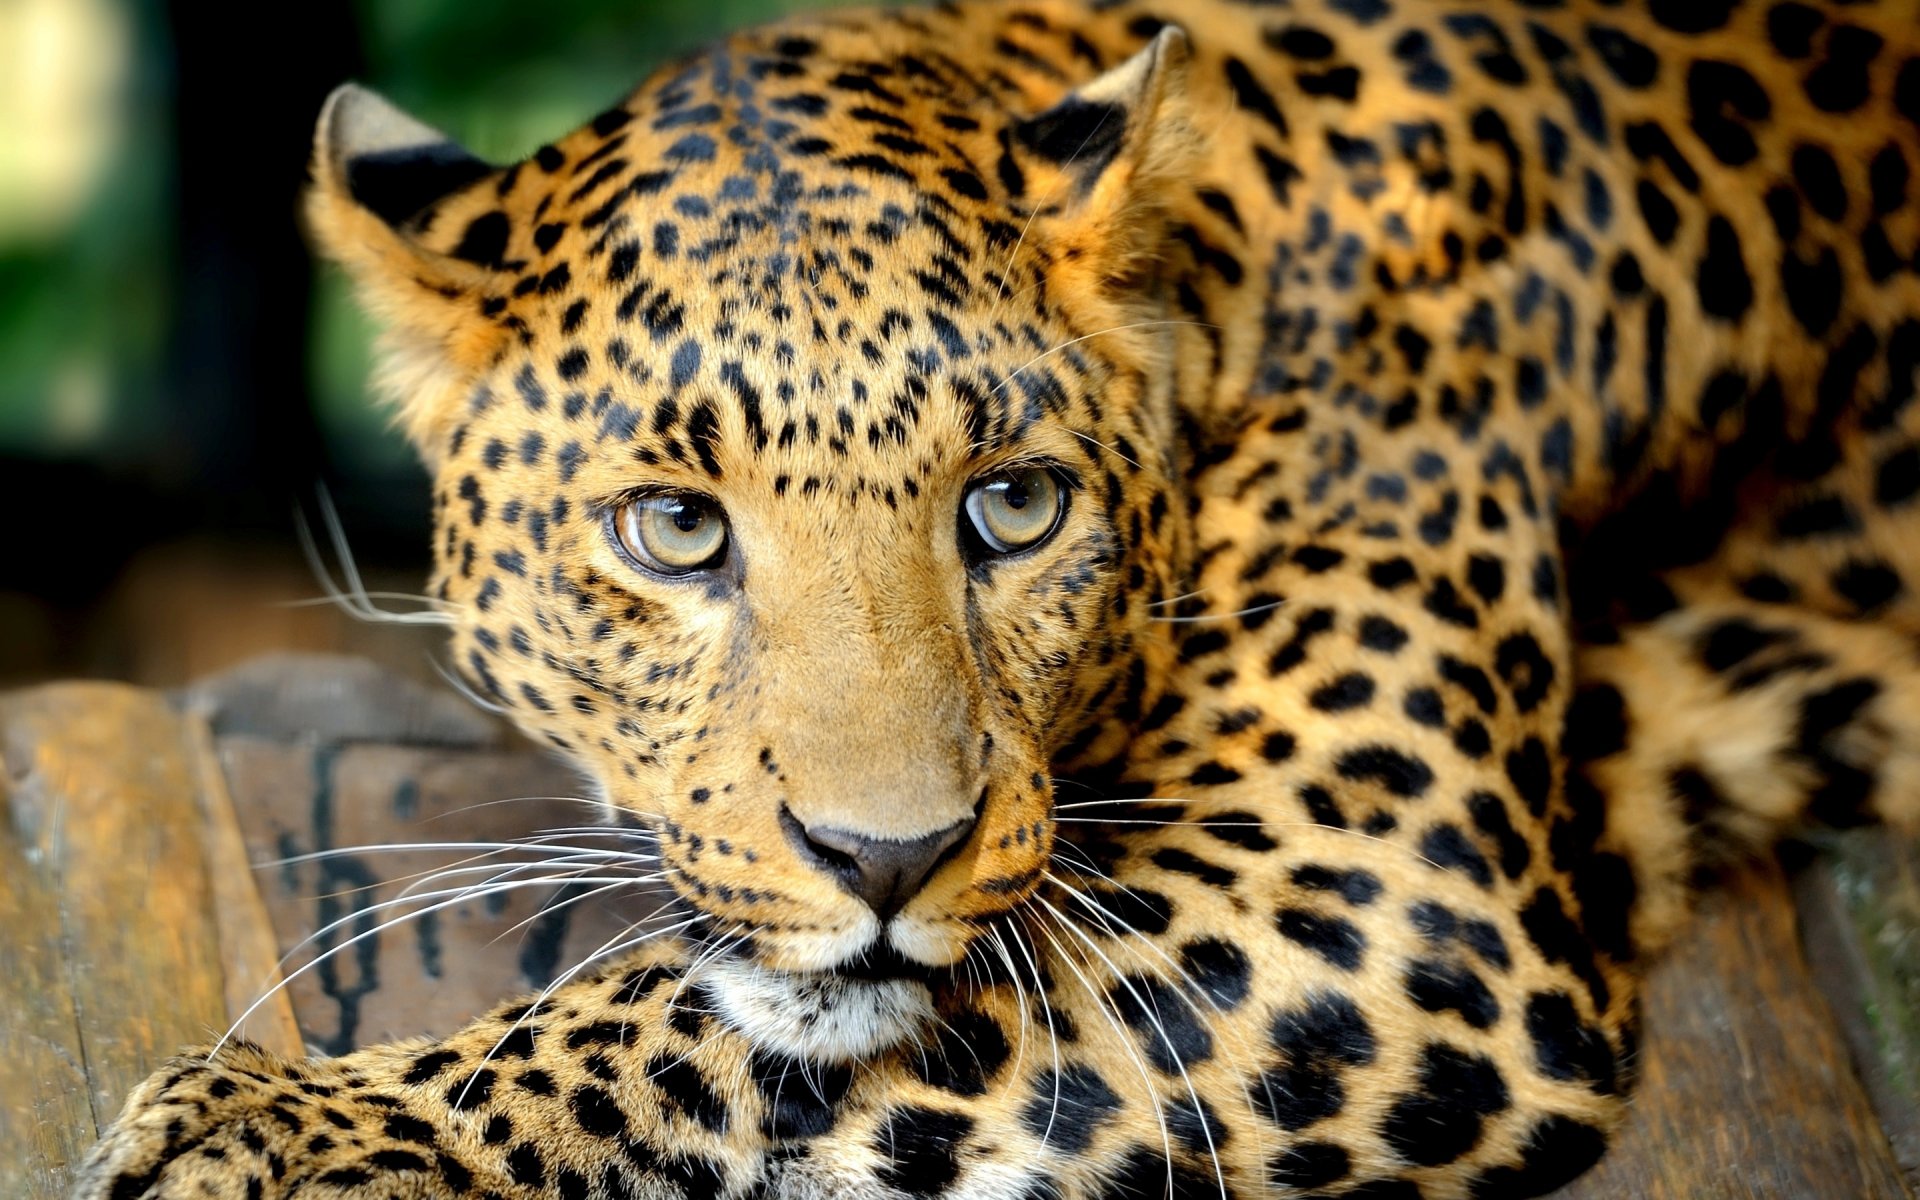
{"left": 72, "top": 946, "right": 790, "bottom": 1199}
{"left": 81, "top": 845, "right": 1630, "bottom": 1200}
{"left": 71, "top": 1043, "right": 318, "bottom": 1198}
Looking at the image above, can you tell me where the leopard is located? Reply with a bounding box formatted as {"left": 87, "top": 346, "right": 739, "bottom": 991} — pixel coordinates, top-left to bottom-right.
{"left": 74, "top": 0, "right": 1920, "bottom": 1196}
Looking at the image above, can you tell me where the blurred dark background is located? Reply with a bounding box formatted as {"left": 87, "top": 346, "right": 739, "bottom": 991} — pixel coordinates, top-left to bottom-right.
{"left": 0, "top": 0, "right": 823, "bottom": 686}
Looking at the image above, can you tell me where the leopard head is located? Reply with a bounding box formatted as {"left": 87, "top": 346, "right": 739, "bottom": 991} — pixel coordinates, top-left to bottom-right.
{"left": 307, "top": 24, "right": 1194, "bottom": 1059}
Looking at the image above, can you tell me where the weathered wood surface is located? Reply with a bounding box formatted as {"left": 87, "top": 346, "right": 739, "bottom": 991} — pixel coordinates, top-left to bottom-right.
{"left": 1561, "top": 862, "right": 1910, "bottom": 1199}
{"left": 181, "top": 652, "right": 661, "bottom": 1049}
{"left": 4, "top": 659, "right": 1918, "bottom": 1198}
{"left": 0, "top": 683, "right": 299, "bottom": 1198}
{"left": 217, "top": 736, "right": 657, "bottom": 1050}
{"left": 1796, "top": 836, "right": 1920, "bottom": 1192}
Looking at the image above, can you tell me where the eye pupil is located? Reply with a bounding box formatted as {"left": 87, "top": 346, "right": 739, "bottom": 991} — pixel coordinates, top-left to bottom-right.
{"left": 1003, "top": 485, "right": 1030, "bottom": 510}
{"left": 672, "top": 504, "right": 701, "bottom": 532}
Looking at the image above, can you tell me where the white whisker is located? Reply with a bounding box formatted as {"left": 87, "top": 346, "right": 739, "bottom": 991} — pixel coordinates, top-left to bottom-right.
{"left": 291, "top": 488, "right": 462, "bottom": 628}
{"left": 1036, "top": 896, "right": 1227, "bottom": 1200}
{"left": 1145, "top": 586, "right": 1211, "bottom": 610}
{"left": 428, "top": 650, "right": 509, "bottom": 714}
{"left": 1026, "top": 909, "right": 1176, "bottom": 1189}
{"left": 1003, "top": 923, "right": 1065, "bottom": 1148}
{"left": 991, "top": 320, "right": 1220, "bottom": 402}
{"left": 212, "top": 871, "right": 656, "bottom": 1058}
{"left": 453, "top": 913, "right": 703, "bottom": 1107}
{"left": 1149, "top": 599, "right": 1286, "bottom": 624}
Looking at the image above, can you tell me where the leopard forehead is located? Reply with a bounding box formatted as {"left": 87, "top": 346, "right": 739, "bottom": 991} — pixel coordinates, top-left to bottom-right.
{"left": 376, "top": 27, "right": 1185, "bottom": 470}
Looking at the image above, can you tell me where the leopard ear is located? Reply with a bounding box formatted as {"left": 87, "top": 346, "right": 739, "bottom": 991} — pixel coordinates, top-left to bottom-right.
{"left": 306, "top": 84, "right": 510, "bottom": 461}
{"left": 1014, "top": 26, "right": 1194, "bottom": 293}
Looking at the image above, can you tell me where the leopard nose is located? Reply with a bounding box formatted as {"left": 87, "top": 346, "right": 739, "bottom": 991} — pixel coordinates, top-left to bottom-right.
{"left": 781, "top": 806, "right": 977, "bottom": 918}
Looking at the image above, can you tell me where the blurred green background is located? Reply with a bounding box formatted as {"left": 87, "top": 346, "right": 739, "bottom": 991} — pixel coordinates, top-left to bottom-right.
{"left": 0, "top": 0, "right": 825, "bottom": 684}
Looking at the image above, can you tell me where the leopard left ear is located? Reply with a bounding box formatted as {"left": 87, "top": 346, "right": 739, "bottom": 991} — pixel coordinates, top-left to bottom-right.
{"left": 1014, "top": 26, "right": 1194, "bottom": 291}
{"left": 306, "top": 84, "right": 512, "bottom": 461}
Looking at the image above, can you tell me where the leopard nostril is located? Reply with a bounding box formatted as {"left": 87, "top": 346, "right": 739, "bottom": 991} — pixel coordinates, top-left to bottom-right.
{"left": 780, "top": 804, "right": 977, "bottom": 919}
{"left": 796, "top": 823, "right": 861, "bottom": 876}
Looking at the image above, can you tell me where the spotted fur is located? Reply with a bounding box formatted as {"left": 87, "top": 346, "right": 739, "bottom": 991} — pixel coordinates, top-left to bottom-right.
{"left": 77, "top": 1, "right": 1920, "bottom": 1196}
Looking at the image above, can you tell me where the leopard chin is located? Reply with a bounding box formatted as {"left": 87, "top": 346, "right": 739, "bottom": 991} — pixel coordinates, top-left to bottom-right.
{"left": 700, "top": 958, "right": 936, "bottom": 1064}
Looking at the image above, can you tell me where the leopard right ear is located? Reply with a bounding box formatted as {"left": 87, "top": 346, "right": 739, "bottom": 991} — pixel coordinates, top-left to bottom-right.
{"left": 306, "top": 84, "right": 512, "bottom": 461}
{"left": 1012, "top": 27, "right": 1195, "bottom": 298}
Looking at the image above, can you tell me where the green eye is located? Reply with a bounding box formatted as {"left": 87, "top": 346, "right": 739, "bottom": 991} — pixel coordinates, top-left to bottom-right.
{"left": 963, "top": 467, "right": 1066, "bottom": 556}
{"left": 614, "top": 493, "right": 729, "bottom": 575}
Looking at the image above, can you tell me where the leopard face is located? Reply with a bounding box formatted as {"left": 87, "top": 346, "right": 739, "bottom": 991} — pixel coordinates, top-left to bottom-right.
{"left": 308, "top": 28, "right": 1194, "bottom": 1057}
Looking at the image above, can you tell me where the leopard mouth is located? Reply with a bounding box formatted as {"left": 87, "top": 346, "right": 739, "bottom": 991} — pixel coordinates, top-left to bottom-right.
{"left": 662, "top": 888, "right": 965, "bottom": 982}
{"left": 829, "top": 939, "right": 948, "bottom": 983}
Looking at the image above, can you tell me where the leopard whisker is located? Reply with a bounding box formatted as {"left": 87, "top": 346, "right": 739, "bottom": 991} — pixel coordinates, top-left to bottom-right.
{"left": 1051, "top": 817, "right": 1267, "bottom": 826}
{"left": 526, "top": 821, "right": 668, "bottom": 840}
{"left": 918, "top": 1007, "right": 995, "bottom": 1103}
{"left": 421, "top": 795, "right": 655, "bottom": 822}
{"left": 1046, "top": 848, "right": 1382, "bottom": 1151}
{"left": 1037, "top": 895, "right": 1229, "bottom": 1200}
{"left": 1149, "top": 599, "right": 1287, "bottom": 624}
{"left": 647, "top": 932, "right": 766, "bottom": 1080}
{"left": 375, "top": 844, "right": 659, "bottom": 900}
{"left": 454, "top": 914, "right": 704, "bottom": 1108}
{"left": 293, "top": 490, "right": 462, "bottom": 628}
{"left": 268, "top": 840, "right": 656, "bottom": 867}
{"left": 1002, "top": 921, "right": 1066, "bottom": 1148}
{"left": 1048, "top": 798, "right": 1197, "bottom": 810}
{"left": 1144, "top": 585, "right": 1212, "bottom": 610}
{"left": 1026, "top": 906, "right": 1178, "bottom": 1190}
{"left": 213, "top": 873, "right": 659, "bottom": 1059}
{"left": 488, "top": 877, "right": 669, "bottom": 945}
{"left": 598, "top": 890, "right": 712, "bottom": 1063}
{"left": 984, "top": 96, "right": 1118, "bottom": 329}
{"left": 427, "top": 650, "right": 511, "bottom": 715}
{"left": 668, "top": 926, "right": 757, "bottom": 1013}
{"left": 392, "top": 858, "right": 659, "bottom": 902}
{"left": 984, "top": 926, "right": 1036, "bottom": 1080}
{"left": 289, "top": 873, "right": 657, "bottom": 964}
{"left": 1043, "top": 864, "right": 1209, "bottom": 998}
{"left": 1042, "top": 864, "right": 1224, "bottom": 1014}
{"left": 277, "top": 592, "right": 458, "bottom": 612}
{"left": 990, "top": 320, "right": 1222, "bottom": 402}
{"left": 276, "top": 843, "right": 659, "bottom": 903}
{"left": 288, "top": 848, "right": 657, "bottom": 946}
{"left": 1047, "top": 803, "right": 1450, "bottom": 869}
{"left": 297, "top": 858, "right": 651, "bottom": 908}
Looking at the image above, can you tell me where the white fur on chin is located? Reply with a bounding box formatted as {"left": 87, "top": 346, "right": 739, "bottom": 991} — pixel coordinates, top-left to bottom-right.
{"left": 701, "top": 958, "right": 934, "bottom": 1064}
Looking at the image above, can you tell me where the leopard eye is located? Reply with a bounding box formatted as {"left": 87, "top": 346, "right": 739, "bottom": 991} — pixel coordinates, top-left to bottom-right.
{"left": 614, "top": 493, "right": 729, "bottom": 576}
{"left": 963, "top": 466, "right": 1066, "bottom": 557}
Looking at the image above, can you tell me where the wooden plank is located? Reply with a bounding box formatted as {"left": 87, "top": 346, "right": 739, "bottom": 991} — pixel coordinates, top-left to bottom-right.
{"left": 0, "top": 706, "right": 96, "bottom": 1196}
{"left": 0, "top": 684, "right": 300, "bottom": 1198}
{"left": 1559, "top": 860, "right": 1910, "bottom": 1199}
{"left": 188, "top": 716, "right": 306, "bottom": 1057}
{"left": 1796, "top": 833, "right": 1920, "bottom": 1191}
{"left": 180, "top": 650, "right": 502, "bottom": 748}
{"left": 217, "top": 735, "right": 663, "bottom": 1049}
